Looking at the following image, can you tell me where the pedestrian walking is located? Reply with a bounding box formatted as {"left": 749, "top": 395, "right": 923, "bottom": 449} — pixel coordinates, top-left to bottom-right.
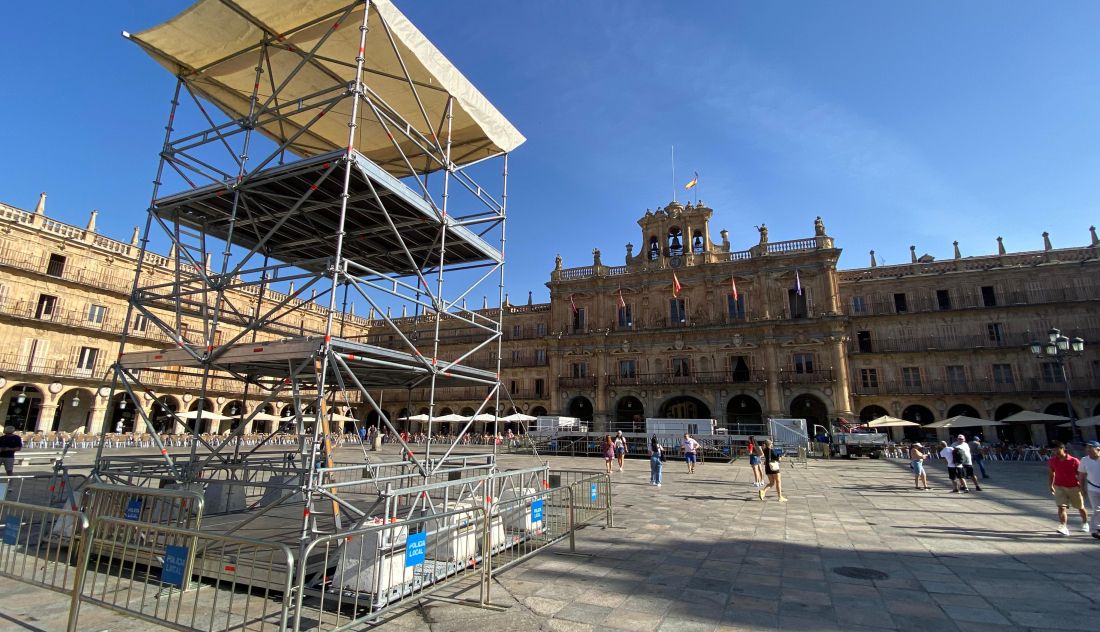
{"left": 1048, "top": 440, "right": 1090, "bottom": 536}
{"left": 968, "top": 435, "right": 990, "bottom": 479}
{"left": 747, "top": 437, "right": 764, "bottom": 487}
{"left": 953, "top": 434, "right": 983, "bottom": 491}
{"left": 0, "top": 426, "right": 23, "bottom": 476}
{"left": 682, "top": 433, "right": 701, "bottom": 474}
{"left": 613, "top": 431, "right": 627, "bottom": 472}
{"left": 938, "top": 440, "right": 967, "bottom": 493}
{"left": 910, "top": 442, "right": 929, "bottom": 490}
{"left": 1079, "top": 440, "right": 1100, "bottom": 539}
{"left": 648, "top": 435, "right": 664, "bottom": 488}
{"left": 602, "top": 435, "right": 615, "bottom": 475}
{"left": 757, "top": 439, "right": 787, "bottom": 502}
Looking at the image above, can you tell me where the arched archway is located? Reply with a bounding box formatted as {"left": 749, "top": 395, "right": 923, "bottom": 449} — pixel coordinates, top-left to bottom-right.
{"left": 614, "top": 396, "right": 644, "bottom": 432}
{"left": 222, "top": 400, "right": 244, "bottom": 433}
{"left": 727, "top": 395, "right": 763, "bottom": 431}
{"left": 251, "top": 403, "right": 275, "bottom": 434}
{"left": 54, "top": 388, "right": 95, "bottom": 432}
{"left": 151, "top": 396, "right": 181, "bottom": 434}
{"left": 660, "top": 395, "right": 710, "bottom": 419}
{"left": 1044, "top": 403, "right": 1077, "bottom": 442}
{"left": 789, "top": 394, "right": 828, "bottom": 429}
{"left": 187, "top": 398, "right": 216, "bottom": 433}
{"left": 994, "top": 402, "right": 1028, "bottom": 443}
{"left": 859, "top": 405, "right": 889, "bottom": 423}
{"left": 3, "top": 385, "right": 44, "bottom": 431}
{"left": 901, "top": 404, "right": 934, "bottom": 425}
{"left": 109, "top": 392, "right": 141, "bottom": 433}
{"left": 994, "top": 403, "right": 1023, "bottom": 420}
{"left": 530, "top": 406, "right": 547, "bottom": 417}
{"left": 947, "top": 404, "right": 980, "bottom": 418}
{"left": 567, "top": 396, "right": 593, "bottom": 422}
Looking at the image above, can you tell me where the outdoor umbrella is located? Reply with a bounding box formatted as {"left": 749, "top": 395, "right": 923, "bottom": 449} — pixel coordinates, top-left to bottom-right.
{"left": 1058, "top": 415, "right": 1100, "bottom": 428}
{"left": 867, "top": 415, "right": 919, "bottom": 428}
{"left": 501, "top": 413, "right": 537, "bottom": 422}
{"left": 246, "top": 412, "right": 283, "bottom": 422}
{"left": 433, "top": 413, "right": 468, "bottom": 422}
{"left": 925, "top": 415, "right": 1004, "bottom": 428}
{"left": 1000, "top": 411, "right": 1069, "bottom": 424}
{"left": 176, "top": 410, "right": 233, "bottom": 421}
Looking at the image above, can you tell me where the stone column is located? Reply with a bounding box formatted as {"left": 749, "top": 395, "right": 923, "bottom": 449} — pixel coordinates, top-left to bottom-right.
{"left": 764, "top": 342, "right": 782, "bottom": 417}
{"left": 37, "top": 403, "right": 58, "bottom": 432}
{"left": 830, "top": 337, "right": 854, "bottom": 417}
{"left": 88, "top": 402, "right": 107, "bottom": 434}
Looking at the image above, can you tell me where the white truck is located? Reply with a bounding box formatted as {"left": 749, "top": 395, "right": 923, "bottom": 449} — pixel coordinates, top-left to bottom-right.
{"left": 644, "top": 418, "right": 718, "bottom": 436}
{"left": 532, "top": 416, "right": 585, "bottom": 434}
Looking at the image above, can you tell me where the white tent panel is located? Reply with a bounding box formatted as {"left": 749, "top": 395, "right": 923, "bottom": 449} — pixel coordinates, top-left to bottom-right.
{"left": 129, "top": 0, "right": 524, "bottom": 175}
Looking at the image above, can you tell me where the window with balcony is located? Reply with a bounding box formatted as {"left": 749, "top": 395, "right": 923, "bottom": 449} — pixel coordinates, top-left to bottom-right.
{"left": 893, "top": 293, "right": 908, "bottom": 313}
{"left": 132, "top": 314, "right": 148, "bottom": 333}
{"left": 511, "top": 350, "right": 521, "bottom": 362}
{"left": 946, "top": 365, "right": 966, "bottom": 384}
{"left": 512, "top": 325, "right": 521, "bottom": 338}
{"left": 788, "top": 289, "right": 807, "bottom": 319}
{"left": 936, "top": 289, "right": 951, "bottom": 310}
{"left": 856, "top": 331, "right": 873, "bottom": 353}
{"left": 510, "top": 380, "right": 518, "bottom": 394}
{"left": 987, "top": 322, "right": 1005, "bottom": 344}
{"left": 981, "top": 285, "right": 997, "bottom": 307}
{"left": 35, "top": 294, "right": 57, "bottom": 320}
{"left": 535, "top": 349, "right": 546, "bottom": 364}
{"left": 727, "top": 294, "right": 746, "bottom": 321}
{"left": 46, "top": 253, "right": 66, "bottom": 277}
{"left": 860, "top": 368, "right": 878, "bottom": 388}
{"left": 992, "top": 363, "right": 1014, "bottom": 384}
{"left": 619, "top": 359, "right": 636, "bottom": 378}
{"left": 793, "top": 353, "right": 814, "bottom": 374}
{"left": 901, "top": 367, "right": 922, "bottom": 387}
{"left": 851, "top": 295, "right": 866, "bottom": 314}
{"left": 1041, "top": 362, "right": 1064, "bottom": 383}
{"left": 534, "top": 378, "right": 545, "bottom": 397}
{"left": 572, "top": 307, "right": 586, "bottom": 332}
{"left": 76, "top": 346, "right": 99, "bottom": 371}
{"left": 617, "top": 304, "right": 632, "bottom": 328}
{"left": 671, "top": 358, "right": 691, "bottom": 377}
{"left": 87, "top": 304, "right": 107, "bottom": 325}
{"left": 536, "top": 322, "right": 546, "bottom": 336}
{"left": 670, "top": 298, "right": 686, "bottom": 324}
{"left": 571, "top": 362, "right": 587, "bottom": 378}
{"left": 731, "top": 355, "right": 751, "bottom": 382}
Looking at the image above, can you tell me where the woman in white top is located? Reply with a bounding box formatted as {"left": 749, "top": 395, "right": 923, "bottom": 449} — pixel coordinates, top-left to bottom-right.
{"left": 613, "top": 431, "right": 627, "bottom": 472}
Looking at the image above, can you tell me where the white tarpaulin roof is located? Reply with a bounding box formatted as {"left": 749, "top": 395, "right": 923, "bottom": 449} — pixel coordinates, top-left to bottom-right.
{"left": 128, "top": 0, "right": 524, "bottom": 175}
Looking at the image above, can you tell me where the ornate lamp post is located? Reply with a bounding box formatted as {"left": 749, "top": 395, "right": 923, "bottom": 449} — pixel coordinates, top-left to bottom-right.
{"left": 1030, "top": 328, "right": 1085, "bottom": 445}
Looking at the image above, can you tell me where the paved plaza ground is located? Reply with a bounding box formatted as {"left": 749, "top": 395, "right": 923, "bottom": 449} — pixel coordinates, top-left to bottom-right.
{"left": 2, "top": 446, "right": 1099, "bottom": 631}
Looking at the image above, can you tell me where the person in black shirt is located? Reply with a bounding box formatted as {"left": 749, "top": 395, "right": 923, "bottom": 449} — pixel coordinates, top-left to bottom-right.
{"left": 0, "top": 425, "right": 23, "bottom": 475}
{"left": 757, "top": 438, "right": 787, "bottom": 502}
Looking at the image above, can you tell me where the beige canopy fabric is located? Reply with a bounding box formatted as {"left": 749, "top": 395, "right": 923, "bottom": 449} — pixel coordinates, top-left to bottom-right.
{"left": 128, "top": 0, "right": 525, "bottom": 176}
{"left": 1000, "top": 411, "right": 1070, "bottom": 424}
{"left": 925, "top": 415, "right": 1004, "bottom": 428}
{"left": 177, "top": 409, "right": 233, "bottom": 421}
{"left": 867, "top": 415, "right": 918, "bottom": 428}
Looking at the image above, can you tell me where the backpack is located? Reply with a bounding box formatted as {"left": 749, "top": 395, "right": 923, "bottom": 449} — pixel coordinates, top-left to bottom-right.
{"left": 952, "top": 445, "right": 965, "bottom": 465}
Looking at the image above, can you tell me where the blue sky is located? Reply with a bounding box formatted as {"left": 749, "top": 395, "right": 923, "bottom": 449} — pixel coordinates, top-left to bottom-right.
{"left": 1, "top": 1, "right": 1099, "bottom": 302}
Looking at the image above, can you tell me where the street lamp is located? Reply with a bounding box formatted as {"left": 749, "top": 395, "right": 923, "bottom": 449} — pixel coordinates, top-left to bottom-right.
{"left": 1030, "top": 327, "right": 1085, "bottom": 446}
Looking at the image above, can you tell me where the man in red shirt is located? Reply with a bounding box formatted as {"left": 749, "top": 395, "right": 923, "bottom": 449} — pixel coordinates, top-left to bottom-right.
{"left": 1048, "top": 440, "right": 1090, "bottom": 536}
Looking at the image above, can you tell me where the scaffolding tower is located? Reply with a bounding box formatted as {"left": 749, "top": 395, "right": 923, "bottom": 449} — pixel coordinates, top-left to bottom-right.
{"left": 93, "top": 0, "right": 524, "bottom": 537}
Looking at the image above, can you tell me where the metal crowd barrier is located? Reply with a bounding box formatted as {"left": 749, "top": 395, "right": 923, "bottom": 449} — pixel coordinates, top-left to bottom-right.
{"left": 68, "top": 516, "right": 293, "bottom": 632}
{"left": 548, "top": 470, "right": 614, "bottom": 528}
{"left": 0, "top": 499, "right": 89, "bottom": 596}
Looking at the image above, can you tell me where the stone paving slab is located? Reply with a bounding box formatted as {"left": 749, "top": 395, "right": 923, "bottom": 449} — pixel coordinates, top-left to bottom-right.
{"left": 2, "top": 448, "right": 1099, "bottom": 630}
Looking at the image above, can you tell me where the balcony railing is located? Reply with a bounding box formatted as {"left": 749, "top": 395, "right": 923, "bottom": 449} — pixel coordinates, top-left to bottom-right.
{"left": 778, "top": 369, "right": 835, "bottom": 384}
{"left": 851, "top": 376, "right": 1100, "bottom": 396}
{"left": 845, "top": 284, "right": 1100, "bottom": 317}
{"left": 607, "top": 370, "right": 767, "bottom": 387}
{"left": 558, "top": 376, "right": 596, "bottom": 389}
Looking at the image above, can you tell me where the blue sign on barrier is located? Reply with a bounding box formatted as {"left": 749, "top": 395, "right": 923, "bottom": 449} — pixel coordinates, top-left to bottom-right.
{"left": 405, "top": 532, "right": 426, "bottom": 567}
{"left": 3, "top": 516, "right": 19, "bottom": 545}
{"left": 590, "top": 483, "right": 598, "bottom": 502}
{"left": 531, "top": 499, "right": 544, "bottom": 522}
{"left": 161, "top": 545, "right": 189, "bottom": 588}
{"left": 124, "top": 498, "right": 143, "bottom": 521}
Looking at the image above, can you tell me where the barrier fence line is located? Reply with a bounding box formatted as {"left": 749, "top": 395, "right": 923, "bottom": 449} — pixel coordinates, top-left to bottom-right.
{"left": 68, "top": 516, "right": 293, "bottom": 632}
{"left": 0, "top": 499, "right": 88, "bottom": 595}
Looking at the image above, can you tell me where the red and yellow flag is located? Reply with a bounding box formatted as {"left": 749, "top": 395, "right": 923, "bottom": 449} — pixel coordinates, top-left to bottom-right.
{"left": 672, "top": 273, "right": 682, "bottom": 298}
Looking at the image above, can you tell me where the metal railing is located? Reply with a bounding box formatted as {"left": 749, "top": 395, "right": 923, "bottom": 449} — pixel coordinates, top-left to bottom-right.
{"left": 0, "top": 500, "right": 88, "bottom": 595}
{"left": 69, "top": 516, "right": 293, "bottom": 632}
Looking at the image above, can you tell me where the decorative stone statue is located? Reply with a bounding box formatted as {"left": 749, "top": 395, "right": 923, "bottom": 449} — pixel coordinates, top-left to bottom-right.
{"left": 592, "top": 248, "right": 601, "bottom": 266}
{"left": 625, "top": 243, "right": 633, "bottom": 261}
{"left": 757, "top": 224, "right": 768, "bottom": 244}
{"left": 554, "top": 253, "right": 562, "bottom": 270}
{"left": 814, "top": 216, "right": 825, "bottom": 236}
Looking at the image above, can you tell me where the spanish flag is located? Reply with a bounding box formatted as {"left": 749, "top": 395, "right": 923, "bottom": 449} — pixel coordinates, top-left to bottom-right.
{"left": 684, "top": 172, "right": 699, "bottom": 190}
{"left": 672, "top": 273, "right": 683, "bottom": 298}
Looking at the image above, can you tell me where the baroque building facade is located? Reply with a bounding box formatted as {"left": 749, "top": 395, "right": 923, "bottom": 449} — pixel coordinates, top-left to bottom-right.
{"left": 1, "top": 194, "right": 1097, "bottom": 443}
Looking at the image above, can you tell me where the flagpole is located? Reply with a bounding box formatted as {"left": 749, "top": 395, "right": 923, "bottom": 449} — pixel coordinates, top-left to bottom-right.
{"left": 671, "top": 145, "right": 676, "bottom": 203}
